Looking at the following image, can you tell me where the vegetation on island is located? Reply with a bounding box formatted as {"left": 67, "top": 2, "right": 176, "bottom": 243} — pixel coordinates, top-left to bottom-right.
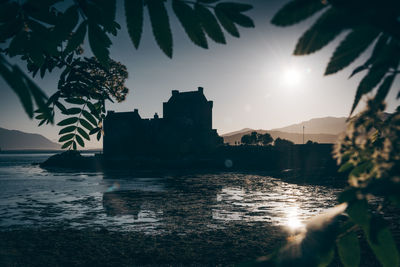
{"left": 0, "top": 0, "right": 400, "bottom": 266}
{"left": 240, "top": 131, "right": 274, "bottom": 146}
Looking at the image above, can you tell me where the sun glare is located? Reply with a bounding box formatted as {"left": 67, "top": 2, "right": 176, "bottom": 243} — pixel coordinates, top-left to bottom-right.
{"left": 282, "top": 68, "right": 302, "bottom": 87}
{"left": 285, "top": 206, "right": 305, "bottom": 232}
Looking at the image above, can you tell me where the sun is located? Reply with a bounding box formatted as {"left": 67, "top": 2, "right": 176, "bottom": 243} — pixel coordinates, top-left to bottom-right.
{"left": 282, "top": 68, "right": 302, "bottom": 87}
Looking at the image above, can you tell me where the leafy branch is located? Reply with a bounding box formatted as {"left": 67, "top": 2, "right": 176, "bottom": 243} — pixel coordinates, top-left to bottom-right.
{"left": 268, "top": 1, "right": 400, "bottom": 266}
{"left": 0, "top": 0, "right": 254, "bottom": 150}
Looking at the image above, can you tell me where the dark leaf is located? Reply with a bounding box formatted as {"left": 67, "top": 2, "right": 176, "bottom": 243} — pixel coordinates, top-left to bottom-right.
{"left": 72, "top": 140, "right": 77, "bottom": 150}
{"left": 367, "top": 217, "right": 399, "bottom": 267}
{"left": 194, "top": 4, "right": 225, "bottom": 44}
{"left": 95, "top": 0, "right": 116, "bottom": 32}
{"left": 97, "top": 130, "right": 101, "bottom": 141}
{"left": 173, "top": 0, "right": 208, "bottom": 49}
{"left": 35, "top": 114, "right": 45, "bottom": 120}
{"left": 77, "top": 127, "right": 90, "bottom": 140}
{"left": 8, "top": 32, "right": 28, "bottom": 57}
{"left": 65, "top": 98, "right": 86, "bottom": 105}
{"left": 364, "top": 34, "right": 389, "bottom": 66}
{"left": 0, "top": 2, "right": 19, "bottom": 23}
{"left": 0, "top": 19, "right": 23, "bottom": 42}
{"left": 75, "top": 134, "right": 84, "bottom": 147}
{"left": 88, "top": 23, "right": 111, "bottom": 67}
{"left": 325, "top": 27, "right": 379, "bottom": 75}
{"left": 349, "top": 65, "right": 368, "bottom": 78}
{"left": 0, "top": 56, "right": 33, "bottom": 117}
{"left": 125, "top": 0, "right": 143, "bottom": 49}
{"left": 338, "top": 188, "right": 357, "bottom": 203}
{"left": 147, "top": 0, "right": 173, "bottom": 58}
{"left": 319, "top": 248, "right": 335, "bottom": 267}
{"left": 24, "top": 75, "right": 52, "bottom": 122}
{"left": 24, "top": 2, "right": 59, "bottom": 25}
{"left": 294, "top": 8, "right": 353, "bottom": 55}
{"left": 38, "top": 119, "right": 46, "bottom": 126}
{"left": 215, "top": 5, "right": 239, "bottom": 37}
{"left": 338, "top": 161, "right": 353, "bottom": 173}
{"left": 57, "top": 117, "right": 78, "bottom": 126}
{"left": 64, "top": 107, "right": 81, "bottom": 115}
{"left": 271, "top": 0, "right": 326, "bottom": 27}
{"left": 351, "top": 66, "right": 388, "bottom": 114}
{"left": 79, "top": 118, "right": 94, "bottom": 131}
{"left": 349, "top": 161, "right": 373, "bottom": 178}
{"left": 337, "top": 231, "right": 360, "bottom": 267}
{"left": 89, "top": 127, "right": 101, "bottom": 135}
{"left": 55, "top": 101, "right": 67, "bottom": 113}
{"left": 87, "top": 102, "right": 100, "bottom": 119}
{"left": 59, "top": 133, "right": 74, "bottom": 142}
{"left": 53, "top": 5, "right": 79, "bottom": 43}
{"left": 373, "top": 75, "right": 395, "bottom": 106}
{"left": 59, "top": 125, "right": 76, "bottom": 135}
{"left": 82, "top": 110, "right": 97, "bottom": 125}
{"left": 65, "top": 21, "right": 87, "bottom": 54}
{"left": 346, "top": 199, "right": 369, "bottom": 228}
{"left": 229, "top": 12, "right": 254, "bottom": 28}
{"left": 61, "top": 140, "right": 74, "bottom": 149}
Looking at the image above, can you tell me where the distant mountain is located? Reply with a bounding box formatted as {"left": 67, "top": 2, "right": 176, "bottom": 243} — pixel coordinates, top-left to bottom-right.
{"left": 271, "top": 117, "right": 347, "bottom": 135}
{"left": 0, "top": 127, "right": 60, "bottom": 150}
{"left": 222, "top": 116, "right": 349, "bottom": 144}
{"left": 221, "top": 128, "right": 253, "bottom": 137}
{"left": 222, "top": 129, "right": 338, "bottom": 145}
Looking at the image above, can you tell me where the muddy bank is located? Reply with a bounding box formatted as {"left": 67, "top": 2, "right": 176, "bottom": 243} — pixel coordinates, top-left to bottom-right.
{"left": 0, "top": 224, "right": 286, "bottom": 266}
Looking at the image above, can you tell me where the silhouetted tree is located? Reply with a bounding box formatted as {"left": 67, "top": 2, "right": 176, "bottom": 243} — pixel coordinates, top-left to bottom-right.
{"left": 274, "top": 138, "right": 294, "bottom": 147}
{"left": 241, "top": 132, "right": 274, "bottom": 146}
{"left": 240, "top": 134, "right": 252, "bottom": 145}
{"left": 250, "top": 131, "right": 258, "bottom": 144}
{"left": 260, "top": 133, "right": 273, "bottom": 145}
{"left": 306, "top": 140, "right": 317, "bottom": 145}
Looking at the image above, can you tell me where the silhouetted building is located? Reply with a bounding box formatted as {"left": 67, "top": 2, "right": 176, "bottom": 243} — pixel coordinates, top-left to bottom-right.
{"left": 103, "top": 87, "right": 223, "bottom": 157}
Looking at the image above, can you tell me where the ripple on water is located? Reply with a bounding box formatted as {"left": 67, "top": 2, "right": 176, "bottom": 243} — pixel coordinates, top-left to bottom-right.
{"left": 0, "top": 157, "right": 340, "bottom": 234}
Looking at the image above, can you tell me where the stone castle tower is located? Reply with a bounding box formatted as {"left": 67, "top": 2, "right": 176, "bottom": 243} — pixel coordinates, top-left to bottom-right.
{"left": 103, "top": 87, "right": 222, "bottom": 157}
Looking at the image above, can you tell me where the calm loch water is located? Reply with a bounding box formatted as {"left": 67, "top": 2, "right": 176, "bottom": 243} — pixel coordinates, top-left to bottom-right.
{"left": 0, "top": 153, "right": 340, "bottom": 234}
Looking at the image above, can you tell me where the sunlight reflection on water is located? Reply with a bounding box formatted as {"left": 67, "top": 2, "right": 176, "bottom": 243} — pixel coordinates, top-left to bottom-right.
{"left": 212, "top": 180, "right": 337, "bottom": 230}
{"left": 0, "top": 154, "right": 341, "bottom": 234}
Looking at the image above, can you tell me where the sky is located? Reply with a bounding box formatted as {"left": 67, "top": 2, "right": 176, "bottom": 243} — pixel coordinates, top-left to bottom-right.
{"left": 0, "top": 0, "right": 399, "bottom": 148}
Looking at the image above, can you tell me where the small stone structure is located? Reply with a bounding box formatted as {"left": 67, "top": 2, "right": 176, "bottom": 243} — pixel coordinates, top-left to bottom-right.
{"left": 103, "top": 87, "right": 223, "bottom": 157}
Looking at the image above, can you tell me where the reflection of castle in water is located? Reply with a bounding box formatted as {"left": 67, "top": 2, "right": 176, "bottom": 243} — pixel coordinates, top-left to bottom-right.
{"left": 100, "top": 174, "right": 339, "bottom": 233}
{"left": 103, "top": 87, "right": 223, "bottom": 157}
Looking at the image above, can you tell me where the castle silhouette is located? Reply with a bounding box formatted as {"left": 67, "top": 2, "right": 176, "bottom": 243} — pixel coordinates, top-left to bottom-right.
{"left": 103, "top": 87, "right": 223, "bottom": 157}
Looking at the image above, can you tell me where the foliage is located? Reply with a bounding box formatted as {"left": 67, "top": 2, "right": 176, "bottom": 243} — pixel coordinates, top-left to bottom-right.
{"left": 36, "top": 57, "right": 128, "bottom": 149}
{"left": 241, "top": 132, "right": 273, "bottom": 146}
{"left": 305, "top": 140, "right": 318, "bottom": 145}
{"left": 0, "top": 0, "right": 254, "bottom": 149}
{"left": 269, "top": 0, "right": 400, "bottom": 266}
{"left": 274, "top": 137, "right": 294, "bottom": 147}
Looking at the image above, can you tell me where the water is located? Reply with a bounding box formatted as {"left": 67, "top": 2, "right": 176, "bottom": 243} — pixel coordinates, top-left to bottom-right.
{"left": 0, "top": 153, "right": 340, "bottom": 234}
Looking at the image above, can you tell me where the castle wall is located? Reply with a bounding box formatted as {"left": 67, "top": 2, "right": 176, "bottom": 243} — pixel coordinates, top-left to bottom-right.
{"left": 103, "top": 88, "right": 222, "bottom": 158}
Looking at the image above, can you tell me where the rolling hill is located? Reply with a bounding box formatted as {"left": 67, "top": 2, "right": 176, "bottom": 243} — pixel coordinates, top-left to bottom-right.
{"left": 0, "top": 127, "right": 60, "bottom": 150}
{"left": 222, "top": 116, "right": 347, "bottom": 144}
{"left": 271, "top": 116, "right": 347, "bottom": 135}
{"left": 222, "top": 129, "right": 338, "bottom": 145}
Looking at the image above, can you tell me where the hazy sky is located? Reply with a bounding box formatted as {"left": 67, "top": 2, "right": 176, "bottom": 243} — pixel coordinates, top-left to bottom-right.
{"left": 0, "top": 0, "right": 399, "bottom": 148}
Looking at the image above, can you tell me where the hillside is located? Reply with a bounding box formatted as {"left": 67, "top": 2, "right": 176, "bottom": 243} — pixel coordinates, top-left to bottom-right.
{"left": 222, "top": 129, "right": 338, "bottom": 145}
{"left": 0, "top": 127, "right": 60, "bottom": 150}
{"left": 271, "top": 117, "right": 347, "bottom": 135}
